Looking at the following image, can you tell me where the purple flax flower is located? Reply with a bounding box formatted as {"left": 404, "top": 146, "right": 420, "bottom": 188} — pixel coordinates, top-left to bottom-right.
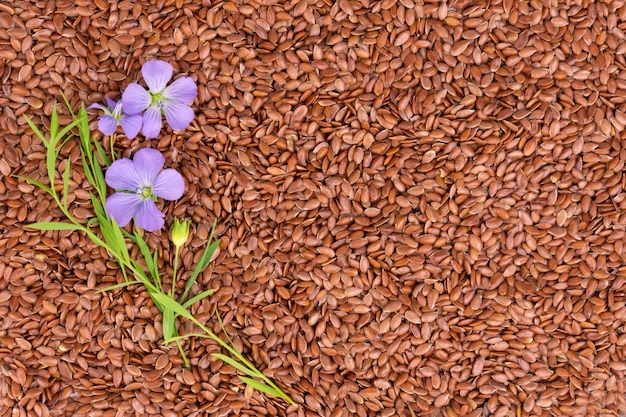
{"left": 87, "top": 97, "right": 142, "bottom": 139}
{"left": 105, "top": 148, "right": 184, "bottom": 232}
{"left": 122, "top": 60, "right": 197, "bottom": 138}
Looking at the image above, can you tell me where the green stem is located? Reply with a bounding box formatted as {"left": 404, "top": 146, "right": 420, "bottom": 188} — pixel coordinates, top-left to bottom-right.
{"left": 170, "top": 247, "right": 188, "bottom": 365}
{"left": 176, "top": 341, "right": 189, "bottom": 367}
{"left": 110, "top": 135, "right": 116, "bottom": 161}
{"left": 171, "top": 247, "right": 180, "bottom": 299}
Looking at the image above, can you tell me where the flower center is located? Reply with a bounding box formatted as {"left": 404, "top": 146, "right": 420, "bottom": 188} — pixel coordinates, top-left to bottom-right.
{"left": 138, "top": 185, "right": 153, "bottom": 200}
{"left": 112, "top": 102, "right": 124, "bottom": 120}
{"left": 150, "top": 92, "right": 164, "bottom": 108}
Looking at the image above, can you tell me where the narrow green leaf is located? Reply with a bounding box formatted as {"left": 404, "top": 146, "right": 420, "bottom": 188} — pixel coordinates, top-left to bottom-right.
{"left": 152, "top": 292, "right": 194, "bottom": 321}
{"left": 215, "top": 308, "right": 235, "bottom": 347}
{"left": 94, "top": 139, "right": 111, "bottom": 167}
{"left": 80, "top": 152, "right": 96, "bottom": 186}
{"left": 133, "top": 228, "right": 161, "bottom": 291}
{"left": 238, "top": 376, "right": 283, "bottom": 398}
{"left": 23, "top": 115, "right": 48, "bottom": 147}
{"left": 90, "top": 192, "right": 105, "bottom": 217}
{"left": 243, "top": 377, "right": 295, "bottom": 405}
{"left": 212, "top": 353, "right": 263, "bottom": 378}
{"left": 162, "top": 308, "right": 177, "bottom": 340}
{"left": 91, "top": 195, "right": 118, "bottom": 253}
{"left": 45, "top": 140, "right": 58, "bottom": 197}
{"left": 153, "top": 250, "right": 159, "bottom": 281}
{"left": 181, "top": 220, "right": 219, "bottom": 304}
{"left": 176, "top": 341, "right": 189, "bottom": 368}
{"left": 26, "top": 222, "right": 82, "bottom": 231}
{"left": 129, "top": 260, "right": 158, "bottom": 294}
{"left": 49, "top": 104, "right": 58, "bottom": 145}
{"left": 163, "top": 333, "right": 207, "bottom": 344}
{"left": 62, "top": 158, "right": 71, "bottom": 208}
{"left": 109, "top": 216, "right": 131, "bottom": 265}
{"left": 60, "top": 92, "right": 75, "bottom": 118}
{"left": 96, "top": 280, "right": 142, "bottom": 293}
{"left": 91, "top": 153, "right": 107, "bottom": 203}
{"left": 56, "top": 118, "right": 81, "bottom": 144}
{"left": 181, "top": 289, "right": 214, "bottom": 309}
{"left": 181, "top": 240, "right": 219, "bottom": 301}
{"left": 16, "top": 176, "right": 53, "bottom": 195}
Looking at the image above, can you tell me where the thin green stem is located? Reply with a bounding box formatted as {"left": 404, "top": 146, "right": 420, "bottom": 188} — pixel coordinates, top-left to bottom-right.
{"left": 176, "top": 341, "right": 189, "bottom": 367}
{"left": 171, "top": 247, "right": 180, "bottom": 299}
{"left": 109, "top": 135, "right": 116, "bottom": 161}
{"left": 170, "top": 246, "right": 187, "bottom": 366}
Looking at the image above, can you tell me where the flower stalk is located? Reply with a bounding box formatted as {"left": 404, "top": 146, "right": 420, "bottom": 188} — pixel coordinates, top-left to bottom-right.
{"left": 20, "top": 101, "right": 295, "bottom": 405}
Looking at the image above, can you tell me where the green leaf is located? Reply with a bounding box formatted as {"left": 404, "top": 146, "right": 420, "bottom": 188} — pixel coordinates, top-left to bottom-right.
{"left": 26, "top": 222, "right": 82, "bottom": 231}
{"left": 181, "top": 219, "right": 219, "bottom": 304}
{"left": 23, "top": 115, "right": 48, "bottom": 147}
{"left": 129, "top": 260, "right": 158, "bottom": 294}
{"left": 56, "top": 118, "right": 81, "bottom": 145}
{"left": 94, "top": 139, "right": 111, "bottom": 167}
{"left": 45, "top": 140, "right": 59, "bottom": 198}
{"left": 215, "top": 308, "right": 235, "bottom": 347}
{"left": 238, "top": 376, "right": 284, "bottom": 398}
{"left": 16, "top": 175, "right": 53, "bottom": 195}
{"left": 152, "top": 292, "right": 194, "bottom": 322}
{"left": 133, "top": 228, "right": 161, "bottom": 291}
{"left": 212, "top": 353, "right": 263, "bottom": 378}
{"left": 96, "top": 280, "right": 142, "bottom": 293}
{"left": 80, "top": 152, "right": 96, "bottom": 187}
{"left": 163, "top": 333, "right": 206, "bottom": 344}
{"left": 181, "top": 289, "right": 214, "bottom": 309}
{"left": 49, "top": 104, "right": 58, "bottom": 145}
{"left": 153, "top": 250, "right": 159, "bottom": 280}
{"left": 91, "top": 194, "right": 118, "bottom": 252}
{"left": 91, "top": 153, "right": 107, "bottom": 203}
{"left": 108, "top": 215, "right": 131, "bottom": 266}
{"left": 60, "top": 92, "right": 75, "bottom": 118}
{"left": 62, "top": 158, "right": 71, "bottom": 208}
{"left": 162, "top": 308, "right": 176, "bottom": 340}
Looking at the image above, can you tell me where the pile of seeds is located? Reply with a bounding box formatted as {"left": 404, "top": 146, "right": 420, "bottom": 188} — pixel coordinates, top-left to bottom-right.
{"left": 1, "top": 0, "right": 626, "bottom": 416}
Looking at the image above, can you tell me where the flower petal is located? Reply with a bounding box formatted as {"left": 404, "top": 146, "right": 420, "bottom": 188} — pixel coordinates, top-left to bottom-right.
{"left": 98, "top": 115, "right": 118, "bottom": 136}
{"left": 87, "top": 103, "right": 106, "bottom": 111}
{"left": 134, "top": 199, "right": 165, "bottom": 231}
{"left": 142, "top": 60, "right": 172, "bottom": 93}
{"left": 163, "top": 77, "right": 197, "bottom": 105}
{"left": 152, "top": 169, "right": 185, "bottom": 200}
{"left": 119, "top": 114, "right": 142, "bottom": 139}
{"left": 105, "top": 192, "right": 142, "bottom": 227}
{"left": 105, "top": 96, "right": 117, "bottom": 109}
{"left": 162, "top": 101, "right": 195, "bottom": 131}
{"left": 132, "top": 148, "right": 165, "bottom": 185}
{"left": 141, "top": 106, "right": 163, "bottom": 138}
{"left": 122, "top": 83, "right": 151, "bottom": 115}
{"left": 105, "top": 158, "right": 141, "bottom": 190}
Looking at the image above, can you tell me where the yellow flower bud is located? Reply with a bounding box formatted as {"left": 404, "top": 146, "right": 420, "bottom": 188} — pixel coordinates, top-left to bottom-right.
{"left": 171, "top": 218, "right": 191, "bottom": 248}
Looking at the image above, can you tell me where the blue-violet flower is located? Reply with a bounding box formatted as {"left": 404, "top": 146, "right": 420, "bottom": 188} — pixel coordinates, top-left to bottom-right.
{"left": 87, "top": 97, "right": 142, "bottom": 139}
{"left": 122, "top": 60, "right": 197, "bottom": 138}
{"left": 105, "top": 148, "right": 184, "bottom": 232}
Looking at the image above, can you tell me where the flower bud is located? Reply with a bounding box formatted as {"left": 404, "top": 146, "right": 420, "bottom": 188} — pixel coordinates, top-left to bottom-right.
{"left": 171, "top": 218, "right": 191, "bottom": 248}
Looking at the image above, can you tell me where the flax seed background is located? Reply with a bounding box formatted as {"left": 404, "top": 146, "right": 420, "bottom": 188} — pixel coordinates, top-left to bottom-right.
{"left": 1, "top": 0, "right": 626, "bottom": 416}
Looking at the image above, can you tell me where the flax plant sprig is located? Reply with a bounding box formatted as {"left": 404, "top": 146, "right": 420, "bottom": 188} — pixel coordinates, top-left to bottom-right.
{"left": 19, "top": 99, "right": 295, "bottom": 405}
